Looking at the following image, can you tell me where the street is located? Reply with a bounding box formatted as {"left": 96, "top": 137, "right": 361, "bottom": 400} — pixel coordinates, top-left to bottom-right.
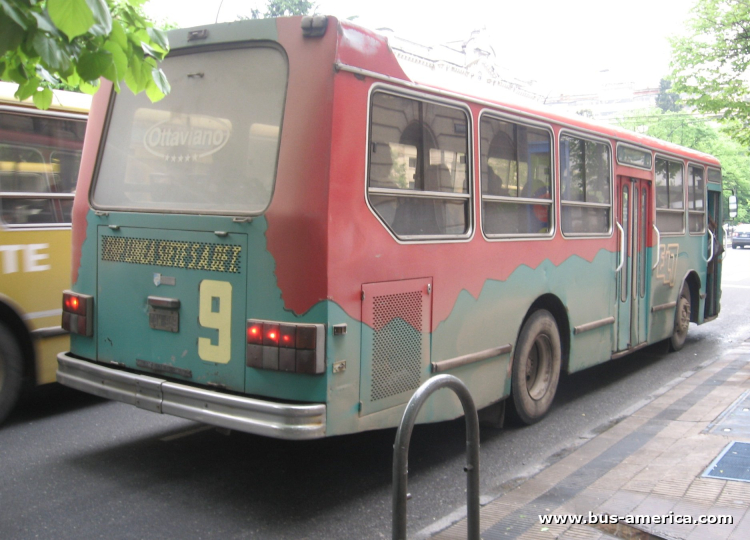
{"left": 2, "top": 249, "right": 749, "bottom": 540}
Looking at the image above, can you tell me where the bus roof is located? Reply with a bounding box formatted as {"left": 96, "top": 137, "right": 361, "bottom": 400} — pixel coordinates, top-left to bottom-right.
{"left": 0, "top": 81, "right": 91, "bottom": 114}
{"left": 332, "top": 17, "right": 720, "bottom": 168}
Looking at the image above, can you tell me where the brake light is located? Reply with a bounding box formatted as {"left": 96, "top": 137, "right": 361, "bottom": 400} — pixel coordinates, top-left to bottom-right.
{"left": 247, "top": 323, "right": 263, "bottom": 344}
{"left": 62, "top": 290, "right": 94, "bottom": 336}
{"left": 246, "top": 319, "right": 325, "bottom": 374}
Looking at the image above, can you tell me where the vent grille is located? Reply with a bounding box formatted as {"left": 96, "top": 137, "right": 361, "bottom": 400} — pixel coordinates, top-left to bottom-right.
{"left": 101, "top": 236, "right": 242, "bottom": 273}
{"left": 370, "top": 291, "right": 423, "bottom": 401}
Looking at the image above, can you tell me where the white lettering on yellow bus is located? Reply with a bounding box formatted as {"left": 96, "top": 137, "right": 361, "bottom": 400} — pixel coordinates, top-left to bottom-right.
{"left": 0, "top": 243, "right": 51, "bottom": 273}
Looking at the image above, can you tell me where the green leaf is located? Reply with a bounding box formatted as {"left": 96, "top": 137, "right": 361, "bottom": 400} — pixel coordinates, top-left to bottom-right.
{"left": 0, "top": 13, "right": 24, "bottom": 57}
{"left": 147, "top": 27, "right": 169, "bottom": 53}
{"left": 15, "top": 77, "right": 40, "bottom": 101}
{"left": 151, "top": 67, "right": 170, "bottom": 95}
{"left": 86, "top": 0, "right": 112, "bottom": 37}
{"left": 32, "top": 32, "right": 70, "bottom": 72}
{"left": 33, "top": 88, "right": 54, "bottom": 110}
{"left": 77, "top": 49, "right": 113, "bottom": 81}
{"left": 0, "top": 0, "right": 31, "bottom": 30}
{"left": 30, "top": 11, "right": 62, "bottom": 36}
{"left": 78, "top": 79, "right": 99, "bottom": 94}
{"left": 109, "top": 20, "right": 129, "bottom": 51}
{"left": 48, "top": 0, "right": 95, "bottom": 40}
{"left": 141, "top": 41, "right": 162, "bottom": 60}
{"left": 145, "top": 78, "right": 165, "bottom": 103}
{"left": 124, "top": 58, "right": 151, "bottom": 94}
{"left": 36, "top": 65, "right": 61, "bottom": 85}
{"left": 6, "top": 63, "right": 27, "bottom": 85}
{"left": 103, "top": 40, "right": 128, "bottom": 80}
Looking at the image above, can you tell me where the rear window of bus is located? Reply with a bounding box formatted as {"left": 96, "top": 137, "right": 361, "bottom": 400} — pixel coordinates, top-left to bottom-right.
{"left": 92, "top": 45, "right": 288, "bottom": 216}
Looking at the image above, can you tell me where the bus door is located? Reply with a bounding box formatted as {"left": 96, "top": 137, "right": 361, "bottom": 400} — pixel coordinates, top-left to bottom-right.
{"left": 616, "top": 177, "right": 650, "bottom": 352}
{"left": 705, "top": 185, "right": 722, "bottom": 318}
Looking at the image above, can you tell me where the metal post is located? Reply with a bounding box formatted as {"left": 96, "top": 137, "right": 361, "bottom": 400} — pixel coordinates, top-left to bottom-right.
{"left": 392, "top": 374, "right": 480, "bottom": 540}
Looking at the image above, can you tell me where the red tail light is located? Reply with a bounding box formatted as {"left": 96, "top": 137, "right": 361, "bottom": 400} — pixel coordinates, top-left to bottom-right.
{"left": 247, "top": 323, "right": 263, "bottom": 345}
{"left": 246, "top": 319, "right": 325, "bottom": 374}
{"left": 62, "top": 290, "right": 94, "bottom": 336}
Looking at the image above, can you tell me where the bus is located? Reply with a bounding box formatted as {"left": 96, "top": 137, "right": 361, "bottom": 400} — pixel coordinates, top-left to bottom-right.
{"left": 0, "top": 82, "right": 89, "bottom": 424}
{"left": 56, "top": 16, "right": 722, "bottom": 439}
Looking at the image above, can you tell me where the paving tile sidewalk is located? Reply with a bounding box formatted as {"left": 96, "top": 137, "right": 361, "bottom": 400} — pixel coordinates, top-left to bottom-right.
{"left": 429, "top": 341, "right": 750, "bottom": 540}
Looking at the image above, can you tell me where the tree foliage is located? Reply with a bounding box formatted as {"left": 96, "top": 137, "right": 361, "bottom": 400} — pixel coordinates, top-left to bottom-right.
{"left": 617, "top": 109, "right": 750, "bottom": 223}
{"left": 0, "top": 0, "right": 169, "bottom": 108}
{"left": 655, "top": 78, "right": 681, "bottom": 112}
{"left": 669, "top": 0, "right": 750, "bottom": 144}
{"left": 250, "top": 0, "right": 314, "bottom": 19}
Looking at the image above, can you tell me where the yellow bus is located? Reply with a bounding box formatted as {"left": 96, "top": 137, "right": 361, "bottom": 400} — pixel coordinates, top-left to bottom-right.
{"left": 0, "top": 82, "right": 89, "bottom": 424}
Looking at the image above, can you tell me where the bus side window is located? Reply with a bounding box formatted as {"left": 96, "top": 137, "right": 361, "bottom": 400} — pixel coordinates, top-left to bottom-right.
{"left": 0, "top": 145, "right": 56, "bottom": 225}
{"left": 368, "top": 92, "right": 471, "bottom": 239}
{"left": 480, "top": 116, "right": 553, "bottom": 236}
{"left": 0, "top": 112, "right": 84, "bottom": 227}
{"left": 655, "top": 157, "right": 685, "bottom": 234}
{"left": 560, "top": 134, "right": 611, "bottom": 235}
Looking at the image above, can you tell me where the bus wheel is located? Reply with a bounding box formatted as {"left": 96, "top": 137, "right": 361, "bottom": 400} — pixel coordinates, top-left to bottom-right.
{"left": 669, "top": 284, "right": 691, "bottom": 352}
{"left": 509, "top": 310, "right": 561, "bottom": 425}
{"left": 0, "top": 324, "right": 23, "bottom": 425}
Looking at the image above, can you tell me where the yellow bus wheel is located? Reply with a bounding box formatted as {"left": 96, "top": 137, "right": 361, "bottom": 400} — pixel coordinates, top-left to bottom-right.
{"left": 0, "top": 324, "right": 23, "bottom": 425}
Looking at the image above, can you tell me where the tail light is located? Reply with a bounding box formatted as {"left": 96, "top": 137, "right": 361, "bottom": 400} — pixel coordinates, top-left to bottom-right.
{"left": 62, "top": 290, "right": 94, "bottom": 336}
{"left": 246, "top": 319, "right": 325, "bottom": 374}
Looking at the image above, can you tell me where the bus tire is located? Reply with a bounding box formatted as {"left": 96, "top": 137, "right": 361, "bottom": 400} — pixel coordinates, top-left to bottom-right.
{"left": 509, "top": 310, "right": 561, "bottom": 425}
{"left": 0, "top": 324, "right": 23, "bottom": 425}
{"left": 669, "top": 284, "right": 691, "bottom": 352}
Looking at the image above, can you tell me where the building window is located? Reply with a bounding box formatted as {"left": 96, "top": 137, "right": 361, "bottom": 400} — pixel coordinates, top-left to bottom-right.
{"left": 688, "top": 164, "right": 705, "bottom": 233}
{"left": 560, "top": 134, "right": 611, "bottom": 235}
{"left": 479, "top": 116, "right": 552, "bottom": 236}
{"left": 368, "top": 92, "right": 471, "bottom": 239}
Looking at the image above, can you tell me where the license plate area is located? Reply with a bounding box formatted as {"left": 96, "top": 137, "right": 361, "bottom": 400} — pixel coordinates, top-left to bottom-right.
{"left": 148, "top": 296, "right": 180, "bottom": 332}
{"left": 149, "top": 306, "right": 179, "bottom": 332}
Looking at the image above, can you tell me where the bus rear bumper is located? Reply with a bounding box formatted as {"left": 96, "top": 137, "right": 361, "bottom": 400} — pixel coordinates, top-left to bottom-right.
{"left": 57, "top": 354, "right": 327, "bottom": 440}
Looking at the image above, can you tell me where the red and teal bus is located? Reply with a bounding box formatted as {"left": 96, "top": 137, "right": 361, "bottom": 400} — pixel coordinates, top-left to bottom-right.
{"left": 57, "top": 16, "right": 723, "bottom": 439}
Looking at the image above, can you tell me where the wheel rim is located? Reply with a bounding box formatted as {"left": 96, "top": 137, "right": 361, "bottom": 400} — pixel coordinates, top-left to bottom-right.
{"left": 526, "top": 334, "right": 553, "bottom": 401}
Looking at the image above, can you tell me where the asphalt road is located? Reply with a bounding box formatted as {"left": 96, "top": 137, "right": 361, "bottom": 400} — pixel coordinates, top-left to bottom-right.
{"left": 2, "top": 247, "right": 749, "bottom": 540}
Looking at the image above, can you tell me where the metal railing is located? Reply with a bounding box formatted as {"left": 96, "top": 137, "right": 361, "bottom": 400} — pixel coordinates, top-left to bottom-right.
{"left": 392, "top": 374, "right": 480, "bottom": 540}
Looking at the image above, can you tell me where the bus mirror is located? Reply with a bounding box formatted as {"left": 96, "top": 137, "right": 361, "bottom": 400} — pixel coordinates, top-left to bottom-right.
{"left": 729, "top": 195, "right": 738, "bottom": 218}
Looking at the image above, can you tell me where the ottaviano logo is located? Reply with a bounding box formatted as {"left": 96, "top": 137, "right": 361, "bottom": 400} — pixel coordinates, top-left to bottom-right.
{"left": 143, "top": 114, "right": 232, "bottom": 162}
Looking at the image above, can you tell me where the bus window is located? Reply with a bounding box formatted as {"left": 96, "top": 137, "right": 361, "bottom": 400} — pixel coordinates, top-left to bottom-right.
{"left": 655, "top": 157, "right": 685, "bottom": 234}
{"left": 688, "top": 164, "right": 705, "bottom": 234}
{"left": 368, "top": 92, "right": 471, "bottom": 239}
{"left": 560, "top": 134, "right": 611, "bottom": 235}
{"left": 480, "top": 116, "right": 552, "bottom": 236}
{"left": 0, "top": 114, "right": 84, "bottom": 226}
{"left": 92, "top": 45, "right": 288, "bottom": 216}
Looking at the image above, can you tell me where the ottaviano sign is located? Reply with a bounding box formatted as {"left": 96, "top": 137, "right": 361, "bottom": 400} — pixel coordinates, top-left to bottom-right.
{"left": 143, "top": 114, "right": 232, "bottom": 162}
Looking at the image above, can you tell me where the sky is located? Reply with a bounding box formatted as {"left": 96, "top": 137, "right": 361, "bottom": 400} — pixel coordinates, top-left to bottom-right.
{"left": 143, "top": 0, "right": 696, "bottom": 94}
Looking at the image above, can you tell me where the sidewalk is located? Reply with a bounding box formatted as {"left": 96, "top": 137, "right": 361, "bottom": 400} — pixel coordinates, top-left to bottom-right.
{"left": 429, "top": 340, "right": 750, "bottom": 540}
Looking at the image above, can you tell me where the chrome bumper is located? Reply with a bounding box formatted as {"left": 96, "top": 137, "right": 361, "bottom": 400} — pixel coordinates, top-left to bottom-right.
{"left": 57, "top": 354, "right": 326, "bottom": 440}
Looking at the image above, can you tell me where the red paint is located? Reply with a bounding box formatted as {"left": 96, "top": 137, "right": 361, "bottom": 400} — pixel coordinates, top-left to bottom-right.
{"left": 71, "top": 81, "right": 111, "bottom": 285}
